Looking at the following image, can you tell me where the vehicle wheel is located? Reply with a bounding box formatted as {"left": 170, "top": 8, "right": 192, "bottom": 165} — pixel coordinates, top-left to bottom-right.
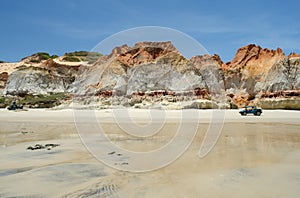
{"left": 242, "top": 112, "right": 247, "bottom": 116}
{"left": 255, "top": 112, "right": 261, "bottom": 116}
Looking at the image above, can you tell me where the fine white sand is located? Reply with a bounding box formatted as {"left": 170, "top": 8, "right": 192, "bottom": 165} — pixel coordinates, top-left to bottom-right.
{"left": 0, "top": 109, "right": 299, "bottom": 197}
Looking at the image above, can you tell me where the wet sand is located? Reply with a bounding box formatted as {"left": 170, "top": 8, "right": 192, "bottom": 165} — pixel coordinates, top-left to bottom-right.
{"left": 0, "top": 109, "right": 299, "bottom": 197}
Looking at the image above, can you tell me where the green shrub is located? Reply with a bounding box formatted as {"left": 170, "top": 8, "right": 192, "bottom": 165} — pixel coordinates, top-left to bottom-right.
{"left": 85, "top": 52, "right": 102, "bottom": 64}
{"left": 22, "top": 92, "right": 66, "bottom": 103}
{"left": 62, "top": 56, "right": 82, "bottom": 62}
{"left": 1, "top": 93, "right": 69, "bottom": 108}
{"left": 20, "top": 92, "right": 68, "bottom": 108}
{"left": 63, "top": 51, "right": 102, "bottom": 63}
{"left": 65, "top": 51, "right": 89, "bottom": 57}
{"left": 0, "top": 97, "right": 13, "bottom": 108}
{"left": 28, "top": 52, "right": 59, "bottom": 63}
{"left": 38, "top": 53, "right": 58, "bottom": 60}
{"left": 51, "top": 55, "right": 59, "bottom": 59}
{"left": 37, "top": 52, "right": 51, "bottom": 60}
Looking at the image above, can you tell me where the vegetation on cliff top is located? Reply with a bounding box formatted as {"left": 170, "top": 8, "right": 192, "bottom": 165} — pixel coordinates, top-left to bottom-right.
{"left": 63, "top": 51, "right": 102, "bottom": 63}
{"left": 22, "top": 52, "right": 59, "bottom": 63}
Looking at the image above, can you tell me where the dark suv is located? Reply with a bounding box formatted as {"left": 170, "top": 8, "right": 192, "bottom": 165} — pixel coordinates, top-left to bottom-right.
{"left": 239, "top": 106, "right": 262, "bottom": 116}
{"left": 7, "top": 101, "right": 23, "bottom": 111}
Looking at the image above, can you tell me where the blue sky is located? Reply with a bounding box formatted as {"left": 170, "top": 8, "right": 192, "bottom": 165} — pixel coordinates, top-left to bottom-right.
{"left": 1, "top": 0, "right": 299, "bottom": 62}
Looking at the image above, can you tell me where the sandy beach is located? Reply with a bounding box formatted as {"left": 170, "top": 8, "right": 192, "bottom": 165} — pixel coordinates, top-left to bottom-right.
{"left": 0, "top": 109, "right": 299, "bottom": 197}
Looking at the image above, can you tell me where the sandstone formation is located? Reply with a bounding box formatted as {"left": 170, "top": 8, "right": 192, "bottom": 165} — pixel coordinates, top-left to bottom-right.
{"left": 222, "top": 44, "right": 299, "bottom": 108}
{"left": 72, "top": 42, "right": 205, "bottom": 97}
{"left": 4, "top": 59, "right": 81, "bottom": 96}
{"left": 225, "top": 44, "right": 285, "bottom": 71}
{"left": 0, "top": 56, "right": 45, "bottom": 96}
{"left": 261, "top": 57, "right": 300, "bottom": 92}
{"left": 191, "top": 54, "right": 225, "bottom": 95}
{"left": 1, "top": 42, "right": 299, "bottom": 109}
{"left": 257, "top": 98, "right": 300, "bottom": 110}
{"left": 223, "top": 45, "right": 286, "bottom": 94}
{"left": 0, "top": 72, "right": 8, "bottom": 93}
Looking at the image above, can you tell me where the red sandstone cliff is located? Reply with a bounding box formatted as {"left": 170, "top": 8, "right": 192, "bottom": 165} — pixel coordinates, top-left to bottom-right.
{"left": 1, "top": 42, "right": 299, "bottom": 109}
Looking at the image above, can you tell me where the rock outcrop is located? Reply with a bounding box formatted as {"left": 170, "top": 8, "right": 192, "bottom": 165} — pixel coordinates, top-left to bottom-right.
{"left": 1, "top": 42, "right": 299, "bottom": 109}
{"left": 115, "top": 41, "right": 179, "bottom": 67}
{"left": 221, "top": 44, "right": 299, "bottom": 107}
{"left": 0, "top": 56, "right": 43, "bottom": 96}
{"left": 261, "top": 57, "right": 300, "bottom": 92}
{"left": 191, "top": 54, "right": 225, "bottom": 95}
{"left": 257, "top": 98, "right": 300, "bottom": 110}
{"left": 223, "top": 45, "right": 285, "bottom": 92}
{"left": 0, "top": 72, "right": 8, "bottom": 91}
{"left": 4, "top": 59, "right": 81, "bottom": 96}
{"left": 226, "top": 44, "right": 285, "bottom": 71}
{"left": 73, "top": 42, "right": 205, "bottom": 97}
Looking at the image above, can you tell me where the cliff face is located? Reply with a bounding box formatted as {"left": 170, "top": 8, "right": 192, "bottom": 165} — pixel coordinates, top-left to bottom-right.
{"left": 191, "top": 54, "right": 225, "bottom": 95}
{"left": 73, "top": 42, "right": 205, "bottom": 97}
{"left": 1, "top": 42, "right": 299, "bottom": 109}
{"left": 262, "top": 57, "right": 300, "bottom": 92}
{"left": 226, "top": 44, "right": 285, "bottom": 72}
{"left": 115, "top": 41, "right": 179, "bottom": 67}
{"left": 221, "top": 44, "right": 299, "bottom": 107}
{"left": 224, "top": 45, "right": 286, "bottom": 93}
{"left": 0, "top": 57, "right": 43, "bottom": 96}
{"left": 0, "top": 72, "right": 8, "bottom": 96}
{"left": 3, "top": 59, "right": 81, "bottom": 96}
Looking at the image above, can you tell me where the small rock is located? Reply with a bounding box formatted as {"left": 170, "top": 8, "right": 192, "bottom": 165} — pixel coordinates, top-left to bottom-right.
{"left": 45, "top": 143, "right": 60, "bottom": 148}
{"left": 121, "top": 162, "right": 129, "bottom": 165}
{"left": 27, "top": 143, "right": 60, "bottom": 151}
{"left": 27, "top": 146, "right": 34, "bottom": 150}
{"left": 34, "top": 144, "right": 45, "bottom": 149}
